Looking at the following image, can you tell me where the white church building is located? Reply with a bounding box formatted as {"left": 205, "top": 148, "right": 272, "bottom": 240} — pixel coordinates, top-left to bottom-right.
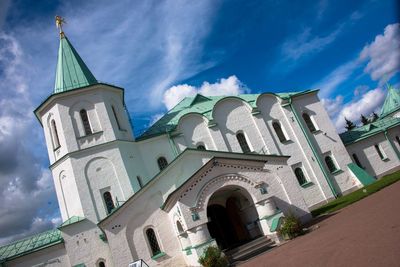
{"left": 1, "top": 22, "right": 400, "bottom": 267}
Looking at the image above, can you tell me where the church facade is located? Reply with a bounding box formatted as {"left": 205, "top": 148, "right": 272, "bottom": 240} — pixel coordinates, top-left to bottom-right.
{"left": 1, "top": 26, "right": 400, "bottom": 267}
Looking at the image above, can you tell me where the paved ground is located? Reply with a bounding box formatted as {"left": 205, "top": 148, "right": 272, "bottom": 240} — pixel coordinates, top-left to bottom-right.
{"left": 239, "top": 181, "right": 400, "bottom": 267}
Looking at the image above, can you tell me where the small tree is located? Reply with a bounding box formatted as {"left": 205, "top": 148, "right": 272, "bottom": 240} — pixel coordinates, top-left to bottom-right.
{"left": 344, "top": 117, "right": 356, "bottom": 131}
{"left": 198, "top": 246, "right": 228, "bottom": 267}
{"left": 372, "top": 112, "right": 379, "bottom": 122}
{"left": 360, "top": 114, "right": 369, "bottom": 125}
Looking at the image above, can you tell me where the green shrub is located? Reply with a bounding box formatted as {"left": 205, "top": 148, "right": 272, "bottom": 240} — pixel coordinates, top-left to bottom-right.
{"left": 277, "top": 213, "right": 302, "bottom": 239}
{"left": 198, "top": 246, "right": 228, "bottom": 267}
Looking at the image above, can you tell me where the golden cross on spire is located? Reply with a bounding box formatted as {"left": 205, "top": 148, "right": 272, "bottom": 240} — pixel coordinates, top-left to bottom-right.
{"left": 55, "top": 16, "right": 66, "bottom": 38}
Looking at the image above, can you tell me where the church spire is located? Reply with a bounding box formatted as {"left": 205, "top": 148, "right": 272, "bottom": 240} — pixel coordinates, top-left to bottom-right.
{"left": 380, "top": 84, "right": 400, "bottom": 118}
{"left": 54, "top": 16, "right": 97, "bottom": 94}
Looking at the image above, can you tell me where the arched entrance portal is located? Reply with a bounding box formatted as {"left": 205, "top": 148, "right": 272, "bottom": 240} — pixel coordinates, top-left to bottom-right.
{"left": 206, "top": 186, "right": 262, "bottom": 249}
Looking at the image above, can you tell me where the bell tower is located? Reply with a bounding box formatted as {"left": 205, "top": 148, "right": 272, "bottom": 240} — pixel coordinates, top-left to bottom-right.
{"left": 34, "top": 17, "right": 138, "bottom": 222}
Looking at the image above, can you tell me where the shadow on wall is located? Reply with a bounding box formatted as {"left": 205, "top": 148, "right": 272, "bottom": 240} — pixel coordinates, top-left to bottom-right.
{"left": 272, "top": 196, "right": 311, "bottom": 223}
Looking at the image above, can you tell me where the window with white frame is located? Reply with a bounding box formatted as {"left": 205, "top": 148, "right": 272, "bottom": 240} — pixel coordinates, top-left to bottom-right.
{"left": 302, "top": 112, "right": 317, "bottom": 132}
{"left": 374, "top": 144, "right": 386, "bottom": 160}
{"left": 325, "top": 155, "right": 338, "bottom": 173}
{"left": 51, "top": 119, "right": 60, "bottom": 149}
{"left": 103, "top": 191, "right": 115, "bottom": 214}
{"left": 294, "top": 167, "right": 308, "bottom": 186}
{"left": 80, "top": 109, "right": 92, "bottom": 135}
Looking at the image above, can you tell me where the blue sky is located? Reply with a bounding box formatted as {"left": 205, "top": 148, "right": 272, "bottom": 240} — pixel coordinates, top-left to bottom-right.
{"left": 0, "top": 0, "right": 399, "bottom": 244}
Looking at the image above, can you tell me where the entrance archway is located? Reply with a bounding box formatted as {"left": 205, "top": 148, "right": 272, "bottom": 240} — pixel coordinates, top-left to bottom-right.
{"left": 206, "top": 186, "right": 262, "bottom": 249}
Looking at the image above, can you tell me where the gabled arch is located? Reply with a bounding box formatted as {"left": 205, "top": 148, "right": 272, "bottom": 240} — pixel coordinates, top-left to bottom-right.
{"left": 211, "top": 96, "right": 254, "bottom": 120}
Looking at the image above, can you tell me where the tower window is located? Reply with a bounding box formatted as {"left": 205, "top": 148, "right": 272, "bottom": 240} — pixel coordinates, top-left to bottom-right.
{"left": 294, "top": 167, "right": 307, "bottom": 186}
{"left": 396, "top": 136, "right": 400, "bottom": 146}
{"left": 112, "top": 106, "right": 122, "bottom": 130}
{"left": 51, "top": 119, "right": 60, "bottom": 149}
{"left": 98, "top": 261, "right": 105, "bottom": 267}
{"left": 374, "top": 144, "right": 386, "bottom": 160}
{"left": 103, "top": 191, "right": 115, "bottom": 214}
{"left": 146, "top": 228, "right": 161, "bottom": 256}
{"left": 272, "top": 121, "right": 287, "bottom": 142}
{"left": 80, "top": 109, "right": 92, "bottom": 135}
{"left": 236, "top": 132, "right": 251, "bottom": 153}
{"left": 325, "top": 156, "right": 337, "bottom": 173}
{"left": 137, "top": 176, "right": 143, "bottom": 188}
{"left": 157, "top": 157, "right": 168, "bottom": 171}
{"left": 302, "top": 113, "right": 317, "bottom": 132}
{"left": 352, "top": 153, "right": 363, "bottom": 168}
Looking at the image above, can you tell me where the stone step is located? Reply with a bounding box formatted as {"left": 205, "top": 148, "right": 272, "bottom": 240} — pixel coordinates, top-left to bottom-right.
{"left": 225, "top": 236, "right": 275, "bottom": 262}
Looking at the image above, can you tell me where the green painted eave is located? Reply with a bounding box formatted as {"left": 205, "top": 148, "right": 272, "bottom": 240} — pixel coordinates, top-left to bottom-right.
{"left": 54, "top": 36, "right": 97, "bottom": 93}
{"left": 347, "top": 163, "right": 375, "bottom": 186}
{"left": 137, "top": 89, "right": 318, "bottom": 140}
{"left": 0, "top": 229, "right": 63, "bottom": 261}
{"left": 340, "top": 117, "right": 400, "bottom": 145}
{"left": 380, "top": 85, "right": 400, "bottom": 118}
{"left": 58, "top": 216, "right": 86, "bottom": 228}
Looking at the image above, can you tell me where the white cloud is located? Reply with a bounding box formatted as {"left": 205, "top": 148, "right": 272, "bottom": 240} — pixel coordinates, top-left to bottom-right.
{"left": 148, "top": 113, "right": 165, "bottom": 127}
{"left": 334, "top": 87, "right": 386, "bottom": 131}
{"left": 313, "top": 59, "right": 360, "bottom": 98}
{"left": 321, "top": 95, "right": 343, "bottom": 115}
{"left": 359, "top": 23, "right": 400, "bottom": 83}
{"left": 162, "top": 75, "right": 246, "bottom": 110}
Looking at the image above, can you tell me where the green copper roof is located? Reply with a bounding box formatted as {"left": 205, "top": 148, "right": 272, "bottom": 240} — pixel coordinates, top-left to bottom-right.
{"left": 0, "top": 229, "right": 63, "bottom": 261}
{"left": 340, "top": 116, "right": 400, "bottom": 145}
{"left": 380, "top": 85, "right": 400, "bottom": 118}
{"left": 54, "top": 35, "right": 97, "bottom": 93}
{"left": 347, "top": 163, "right": 375, "bottom": 186}
{"left": 137, "top": 90, "right": 317, "bottom": 140}
{"left": 58, "top": 216, "right": 85, "bottom": 228}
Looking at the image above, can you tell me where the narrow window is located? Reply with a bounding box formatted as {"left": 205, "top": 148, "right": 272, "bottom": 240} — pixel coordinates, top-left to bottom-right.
{"left": 103, "top": 191, "right": 115, "bottom": 214}
{"left": 374, "top": 144, "right": 386, "bottom": 160}
{"left": 112, "top": 106, "right": 122, "bottom": 130}
{"left": 302, "top": 113, "right": 317, "bottom": 132}
{"left": 325, "top": 156, "right": 337, "bottom": 173}
{"left": 396, "top": 136, "right": 400, "bottom": 146}
{"left": 51, "top": 119, "right": 60, "bottom": 149}
{"left": 176, "top": 221, "right": 184, "bottom": 234}
{"left": 98, "top": 261, "right": 105, "bottom": 267}
{"left": 272, "top": 122, "right": 287, "bottom": 142}
{"left": 146, "top": 228, "right": 161, "bottom": 256}
{"left": 137, "top": 176, "right": 143, "bottom": 188}
{"left": 352, "top": 153, "right": 363, "bottom": 168}
{"left": 157, "top": 157, "right": 168, "bottom": 171}
{"left": 294, "top": 167, "right": 307, "bottom": 186}
{"left": 236, "top": 132, "right": 251, "bottom": 153}
{"left": 80, "top": 109, "right": 92, "bottom": 135}
{"left": 197, "top": 144, "right": 206, "bottom": 150}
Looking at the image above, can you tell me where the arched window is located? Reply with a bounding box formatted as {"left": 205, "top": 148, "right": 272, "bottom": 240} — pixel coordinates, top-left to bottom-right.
{"left": 325, "top": 156, "right": 337, "bottom": 173}
{"left": 302, "top": 113, "right": 317, "bottom": 132}
{"left": 112, "top": 106, "right": 122, "bottom": 130}
{"left": 352, "top": 153, "right": 363, "bottom": 168}
{"left": 103, "top": 191, "right": 115, "bottom": 214}
{"left": 374, "top": 144, "right": 386, "bottom": 160}
{"left": 294, "top": 167, "right": 307, "bottom": 186}
{"left": 157, "top": 157, "right": 168, "bottom": 171}
{"left": 272, "top": 122, "right": 287, "bottom": 142}
{"left": 51, "top": 119, "right": 60, "bottom": 149}
{"left": 146, "top": 228, "right": 161, "bottom": 256}
{"left": 197, "top": 144, "right": 206, "bottom": 150}
{"left": 236, "top": 132, "right": 251, "bottom": 153}
{"left": 396, "top": 136, "right": 400, "bottom": 146}
{"left": 80, "top": 109, "right": 92, "bottom": 135}
{"left": 176, "top": 221, "right": 184, "bottom": 234}
{"left": 98, "top": 261, "right": 105, "bottom": 267}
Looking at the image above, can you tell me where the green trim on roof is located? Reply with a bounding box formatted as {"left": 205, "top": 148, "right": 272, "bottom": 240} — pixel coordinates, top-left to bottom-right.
{"left": 340, "top": 117, "right": 400, "bottom": 145}
{"left": 380, "top": 85, "right": 400, "bottom": 118}
{"left": 0, "top": 229, "right": 63, "bottom": 261}
{"left": 58, "top": 216, "right": 85, "bottom": 228}
{"left": 137, "top": 89, "right": 318, "bottom": 140}
{"left": 347, "top": 163, "right": 375, "bottom": 186}
{"left": 54, "top": 35, "right": 97, "bottom": 93}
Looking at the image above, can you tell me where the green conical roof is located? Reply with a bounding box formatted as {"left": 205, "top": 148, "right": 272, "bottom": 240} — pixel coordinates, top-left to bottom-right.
{"left": 54, "top": 35, "right": 97, "bottom": 93}
{"left": 380, "top": 85, "right": 400, "bottom": 117}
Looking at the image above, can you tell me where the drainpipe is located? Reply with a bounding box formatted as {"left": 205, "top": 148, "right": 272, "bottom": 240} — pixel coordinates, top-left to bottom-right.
{"left": 285, "top": 97, "right": 338, "bottom": 198}
{"left": 167, "top": 130, "right": 179, "bottom": 157}
{"left": 384, "top": 130, "right": 400, "bottom": 160}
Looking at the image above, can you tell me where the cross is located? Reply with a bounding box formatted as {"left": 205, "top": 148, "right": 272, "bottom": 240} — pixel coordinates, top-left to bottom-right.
{"left": 55, "top": 16, "right": 66, "bottom": 35}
